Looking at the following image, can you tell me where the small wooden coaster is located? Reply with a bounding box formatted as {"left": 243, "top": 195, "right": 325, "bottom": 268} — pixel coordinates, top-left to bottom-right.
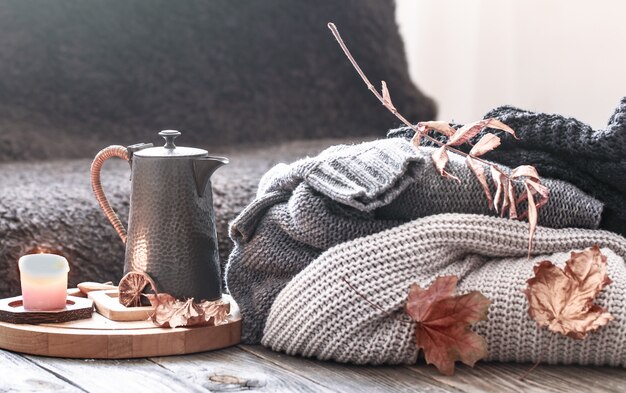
{"left": 0, "top": 296, "right": 93, "bottom": 324}
{"left": 89, "top": 290, "right": 154, "bottom": 322}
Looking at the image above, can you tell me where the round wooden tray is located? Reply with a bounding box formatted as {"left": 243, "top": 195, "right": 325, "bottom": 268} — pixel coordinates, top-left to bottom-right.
{"left": 0, "top": 295, "right": 241, "bottom": 359}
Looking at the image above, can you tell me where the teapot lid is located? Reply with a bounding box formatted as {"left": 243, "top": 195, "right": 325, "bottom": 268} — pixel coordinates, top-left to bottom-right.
{"left": 133, "top": 130, "right": 208, "bottom": 158}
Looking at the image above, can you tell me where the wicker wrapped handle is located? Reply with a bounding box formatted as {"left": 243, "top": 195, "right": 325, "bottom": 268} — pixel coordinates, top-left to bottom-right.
{"left": 90, "top": 145, "right": 130, "bottom": 244}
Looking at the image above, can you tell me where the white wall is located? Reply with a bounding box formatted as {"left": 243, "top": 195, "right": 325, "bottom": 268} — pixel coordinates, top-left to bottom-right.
{"left": 396, "top": 0, "right": 626, "bottom": 128}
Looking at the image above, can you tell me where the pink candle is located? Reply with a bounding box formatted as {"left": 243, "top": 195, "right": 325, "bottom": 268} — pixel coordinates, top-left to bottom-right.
{"left": 18, "top": 254, "right": 70, "bottom": 311}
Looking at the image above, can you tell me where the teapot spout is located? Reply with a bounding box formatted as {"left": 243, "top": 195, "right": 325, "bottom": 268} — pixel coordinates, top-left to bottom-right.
{"left": 193, "top": 156, "right": 229, "bottom": 197}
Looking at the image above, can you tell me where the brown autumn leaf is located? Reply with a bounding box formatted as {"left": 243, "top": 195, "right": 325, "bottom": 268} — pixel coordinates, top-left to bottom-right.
{"left": 145, "top": 293, "right": 230, "bottom": 328}
{"left": 466, "top": 157, "right": 493, "bottom": 209}
{"left": 432, "top": 145, "right": 461, "bottom": 183}
{"left": 405, "top": 276, "right": 491, "bottom": 376}
{"left": 447, "top": 118, "right": 518, "bottom": 146}
{"left": 525, "top": 245, "right": 613, "bottom": 339}
{"left": 469, "top": 133, "right": 501, "bottom": 157}
{"left": 381, "top": 80, "right": 396, "bottom": 111}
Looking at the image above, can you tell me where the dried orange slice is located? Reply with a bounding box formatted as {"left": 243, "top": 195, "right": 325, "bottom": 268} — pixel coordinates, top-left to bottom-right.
{"left": 118, "top": 271, "right": 157, "bottom": 307}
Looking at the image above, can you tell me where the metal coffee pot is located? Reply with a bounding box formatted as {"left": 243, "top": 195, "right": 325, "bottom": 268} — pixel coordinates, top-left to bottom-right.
{"left": 91, "top": 130, "right": 228, "bottom": 301}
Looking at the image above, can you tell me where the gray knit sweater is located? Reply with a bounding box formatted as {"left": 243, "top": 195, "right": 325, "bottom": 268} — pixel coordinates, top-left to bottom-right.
{"left": 389, "top": 97, "right": 626, "bottom": 236}
{"left": 263, "top": 214, "right": 626, "bottom": 366}
{"left": 226, "top": 138, "right": 604, "bottom": 343}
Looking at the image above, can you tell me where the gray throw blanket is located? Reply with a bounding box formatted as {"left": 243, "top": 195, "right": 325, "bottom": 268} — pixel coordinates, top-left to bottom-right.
{"left": 226, "top": 138, "right": 604, "bottom": 343}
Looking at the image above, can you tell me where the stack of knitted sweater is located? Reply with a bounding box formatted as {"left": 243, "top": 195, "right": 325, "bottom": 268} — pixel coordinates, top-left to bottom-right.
{"left": 226, "top": 98, "right": 626, "bottom": 367}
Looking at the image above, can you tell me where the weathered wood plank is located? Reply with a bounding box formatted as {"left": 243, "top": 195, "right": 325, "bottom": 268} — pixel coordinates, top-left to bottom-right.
{"left": 407, "top": 361, "right": 626, "bottom": 393}
{"left": 241, "top": 345, "right": 457, "bottom": 393}
{"left": 0, "top": 350, "right": 83, "bottom": 393}
{"left": 150, "top": 346, "right": 336, "bottom": 392}
{"left": 23, "top": 354, "right": 208, "bottom": 393}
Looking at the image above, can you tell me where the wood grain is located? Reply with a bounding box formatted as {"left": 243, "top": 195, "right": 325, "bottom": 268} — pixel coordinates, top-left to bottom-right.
{"left": 0, "top": 296, "right": 93, "bottom": 324}
{"left": 407, "top": 361, "right": 626, "bottom": 393}
{"left": 151, "top": 346, "right": 336, "bottom": 392}
{"left": 88, "top": 290, "right": 153, "bottom": 322}
{"left": 1, "top": 345, "right": 625, "bottom": 393}
{"left": 24, "top": 355, "right": 208, "bottom": 393}
{"left": 241, "top": 345, "right": 453, "bottom": 393}
{"left": 0, "top": 312, "right": 241, "bottom": 359}
{"left": 0, "top": 350, "right": 84, "bottom": 392}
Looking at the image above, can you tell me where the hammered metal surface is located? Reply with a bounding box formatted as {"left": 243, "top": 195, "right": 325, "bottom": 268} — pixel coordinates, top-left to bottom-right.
{"left": 124, "top": 156, "right": 221, "bottom": 301}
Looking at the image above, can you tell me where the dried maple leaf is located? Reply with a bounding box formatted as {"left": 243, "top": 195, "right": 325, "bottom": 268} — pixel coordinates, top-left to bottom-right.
{"left": 525, "top": 245, "right": 614, "bottom": 339}
{"left": 405, "top": 276, "right": 491, "bottom": 375}
{"left": 432, "top": 146, "right": 461, "bottom": 183}
{"left": 145, "top": 293, "right": 230, "bottom": 328}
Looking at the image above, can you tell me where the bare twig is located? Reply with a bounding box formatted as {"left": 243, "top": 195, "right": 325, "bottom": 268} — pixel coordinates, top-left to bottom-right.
{"left": 341, "top": 276, "right": 410, "bottom": 324}
{"left": 328, "top": 22, "right": 549, "bottom": 254}
{"left": 327, "top": 23, "right": 492, "bottom": 167}
{"left": 519, "top": 334, "right": 554, "bottom": 381}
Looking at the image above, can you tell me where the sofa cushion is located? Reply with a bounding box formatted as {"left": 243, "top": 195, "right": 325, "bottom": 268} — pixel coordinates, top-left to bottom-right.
{"left": 0, "top": 138, "right": 350, "bottom": 298}
{"left": 0, "top": 0, "right": 435, "bottom": 162}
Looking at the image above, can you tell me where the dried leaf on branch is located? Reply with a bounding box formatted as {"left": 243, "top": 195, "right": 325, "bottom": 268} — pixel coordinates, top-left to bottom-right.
{"left": 432, "top": 146, "right": 461, "bottom": 182}
{"left": 466, "top": 157, "right": 493, "bottom": 209}
{"left": 447, "top": 119, "right": 518, "bottom": 146}
{"left": 405, "top": 276, "right": 491, "bottom": 375}
{"left": 327, "top": 22, "right": 550, "bottom": 254}
{"left": 469, "top": 134, "right": 501, "bottom": 157}
{"left": 510, "top": 165, "right": 550, "bottom": 254}
{"left": 417, "top": 121, "right": 456, "bottom": 137}
{"left": 381, "top": 81, "right": 396, "bottom": 112}
{"left": 145, "top": 293, "right": 230, "bottom": 328}
{"left": 524, "top": 245, "right": 613, "bottom": 339}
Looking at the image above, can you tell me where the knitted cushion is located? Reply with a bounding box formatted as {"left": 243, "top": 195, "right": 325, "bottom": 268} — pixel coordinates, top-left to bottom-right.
{"left": 226, "top": 138, "right": 604, "bottom": 343}
{"left": 0, "top": 0, "right": 435, "bottom": 162}
{"left": 388, "top": 97, "right": 626, "bottom": 236}
{"left": 263, "top": 213, "right": 626, "bottom": 367}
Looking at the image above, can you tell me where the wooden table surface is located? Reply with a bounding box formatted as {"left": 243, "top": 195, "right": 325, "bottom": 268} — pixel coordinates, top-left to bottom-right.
{"left": 1, "top": 345, "right": 624, "bottom": 392}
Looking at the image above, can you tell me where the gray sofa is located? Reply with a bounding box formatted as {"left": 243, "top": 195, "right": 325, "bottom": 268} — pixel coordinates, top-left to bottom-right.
{"left": 0, "top": 0, "right": 436, "bottom": 297}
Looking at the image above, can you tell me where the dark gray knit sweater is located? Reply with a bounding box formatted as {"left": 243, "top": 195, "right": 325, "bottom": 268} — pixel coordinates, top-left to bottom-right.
{"left": 389, "top": 97, "right": 626, "bottom": 236}
{"left": 226, "top": 138, "right": 604, "bottom": 343}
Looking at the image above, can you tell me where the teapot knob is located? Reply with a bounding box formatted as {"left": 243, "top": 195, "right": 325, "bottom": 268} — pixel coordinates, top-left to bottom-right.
{"left": 159, "top": 130, "right": 181, "bottom": 149}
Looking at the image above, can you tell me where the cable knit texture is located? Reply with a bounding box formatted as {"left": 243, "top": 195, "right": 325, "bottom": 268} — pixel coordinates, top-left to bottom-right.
{"left": 226, "top": 138, "right": 604, "bottom": 343}
{"left": 262, "top": 214, "right": 626, "bottom": 367}
{"left": 388, "top": 97, "right": 626, "bottom": 236}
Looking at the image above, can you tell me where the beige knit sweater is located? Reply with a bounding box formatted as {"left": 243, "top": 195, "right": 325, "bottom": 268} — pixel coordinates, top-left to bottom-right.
{"left": 263, "top": 213, "right": 626, "bottom": 366}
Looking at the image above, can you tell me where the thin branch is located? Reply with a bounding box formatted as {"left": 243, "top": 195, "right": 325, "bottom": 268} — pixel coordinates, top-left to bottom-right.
{"left": 328, "top": 22, "right": 548, "bottom": 255}
{"left": 341, "top": 276, "right": 410, "bottom": 324}
{"left": 327, "top": 23, "right": 505, "bottom": 171}
{"left": 519, "top": 333, "right": 554, "bottom": 381}
{"left": 341, "top": 276, "right": 387, "bottom": 313}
